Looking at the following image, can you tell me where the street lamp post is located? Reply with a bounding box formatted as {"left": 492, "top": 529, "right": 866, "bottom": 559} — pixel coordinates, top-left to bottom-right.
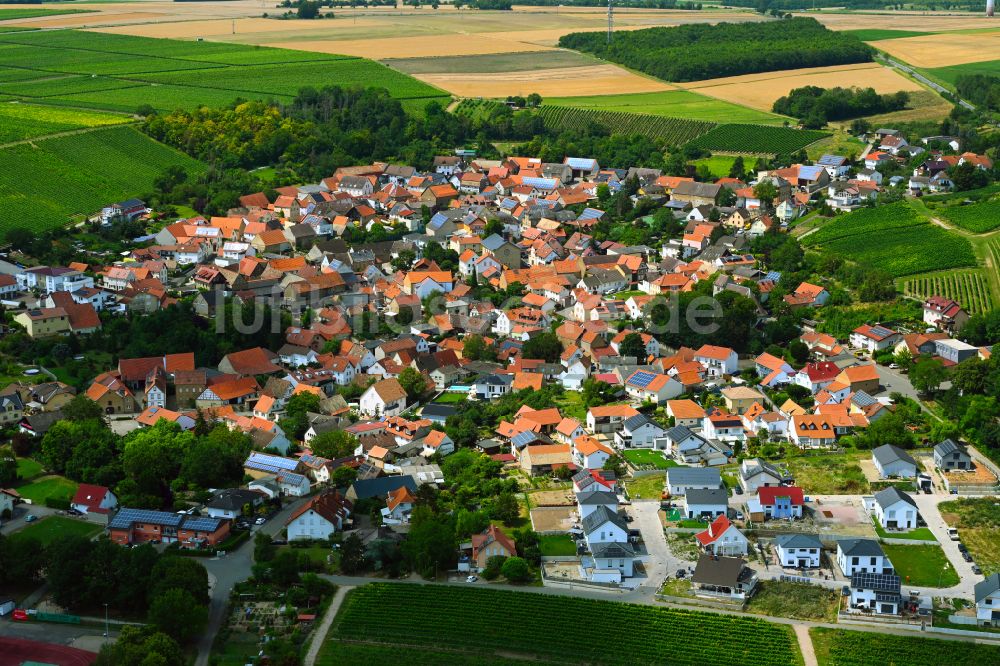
{"left": 103, "top": 602, "right": 109, "bottom": 640}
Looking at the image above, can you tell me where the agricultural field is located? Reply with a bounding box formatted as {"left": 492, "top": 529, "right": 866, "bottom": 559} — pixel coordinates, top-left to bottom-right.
{"left": 318, "top": 642, "right": 529, "bottom": 666}
{"left": 690, "top": 155, "right": 745, "bottom": 179}
{"left": 10, "top": 516, "right": 102, "bottom": 547}
{"left": 871, "top": 30, "right": 1000, "bottom": 69}
{"left": 328, "top": 583, "right": 802, "bottom": 665}
{"left": 900, "top": 270, "right": 994, "bottom": 315}
{"left": 0, "top": 102, "right": 131, "bottom": 143}
{"left": 880, "top": 544, "right": 957, "bottom": 587}
{"left": 0, "top": 125, "right": 206, "bottom": 234}
{"left": 805, "top": 203, "right": 978, "bottom": 278}
{"left": 844, "top": 29, "right": 933, "bottom": 41}
{"left": 545, "top": 90, "right": 784, "bottom": 125}
{"left": 0, "top": 8, "right": 89, "bottom": 21}
{"left": 535, "top": 106, "right": 714, "bottom": 145}
{"left": 938, "top": 200, "right": 1000, "bottom": 233}
{"left": 682, "top": 62, "right": 923, "bottom": 113}
{"left": 939, "top": 498, "right": 1000, "bottom": 576}
{"left": 926, "top": 59, "right": 1000, "bottom": 87}
{"left": 385, "top": 50, "right": 597, "bottom": 75}
{"left": 415, "top": 64, "right": 670, "bottom": 98}
{"left": 810, "top": 627, "right": 1000, "bottom": 666}
{"left": 685, "top": 124, "right": 829, "bottom": 156}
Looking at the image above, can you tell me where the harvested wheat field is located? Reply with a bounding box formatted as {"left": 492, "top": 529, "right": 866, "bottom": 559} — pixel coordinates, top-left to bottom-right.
{"left": 683, "top": 63, "right": 924, "bottom": 111}
{"left": 417, "top": 64, "right": 672, "bottom": 97}
{"left": 871, "top": 31, "right": 1000, "bottom": 68}
{"left": 809, "top": 10, "right": 997, "bottom": 32}
{"left": 93, "top": 17, "right": 383, "bottom": 39}
{"left": 5, "top": 11, "right": 168, "bottom": 28}
{"left": 269, "top": 34, "right": 557, "bottom": 59}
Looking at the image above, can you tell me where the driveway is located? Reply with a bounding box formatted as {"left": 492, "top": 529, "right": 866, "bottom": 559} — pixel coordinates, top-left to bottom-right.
{"left": 625, "top": 501, "right": 677, "bottom": 601}
{"left": 911, "top": 493, "right": 981, "bottom": 599}
{"left": 874, "top": 364, "right": 921, "bottom": 404}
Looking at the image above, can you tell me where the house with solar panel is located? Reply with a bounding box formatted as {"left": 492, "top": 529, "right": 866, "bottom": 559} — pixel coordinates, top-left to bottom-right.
{"left": 563, "top": 157, "right": 599, "bottom": 180}
{"left": 243, "top": 452, "right": 312, "bottom": 497}
{"left": 836, "top": 538, "right": 893, "bottom": 576}
{"left": 849, "top": 570, "right": 902, "bottom": 615}
{"left": 850, "top": 324, "right": 901, "bottom": 354}
{"left": 624, "top": 370, "right": 683, "bottom": 405}
{"left": 109, "top": 508, "right": 230, "bottom": 548}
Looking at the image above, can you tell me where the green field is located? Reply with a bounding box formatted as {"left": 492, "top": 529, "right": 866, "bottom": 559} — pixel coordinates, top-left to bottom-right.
{"left": 746, "top": 581, "right": 840, "bottom": 622}
{"left": 690, "top": 155, "right": 745, "bottom": 179}
{"left": 326, "top": 583, "right": 801, "bottom": 665}
{"left": 880, "top": 544, "right": 957, "bottom": 587}
{"left": 0, "top": 8, "right": 90, "bottom": 20}
{"left": 784, "top": 452, "right": 868, "bottom": 495}
{"left": 686, "top": 124, "right": 829, "bottom": 156}
{"left": 319, "top": 642, "right": 529, "bottom": 665}
{"left": 432, "top": 392, "right": 468, "bottom": 404}
{"left": 15, "top": 457, "right": 43, "bottom": 482}
{"left": 844, "top": 29, "right": 933, "bottom": 41}
{"left": 13, "top": 475, "right": 77, "bottom": 505}
{"left": 810, "top": 627, "right": 1000, "bottom": 666}
{"left": 939, "top": 200, "right": 1000, "bottom": 234}
{"left": 0, "top": 125, "right": 206, "bottom": 234}
{"left": 939, "top": 498, "right": 1000, "bottom": 576}
{"left": 926, "top": 59, "right": 1000, "bottom": 87}
{"left": 805, "top": 203, "right": 977, "bottom": 278}
{"left": 622, "top": 449, "right": 674, "bottom": 470}
{"left": 538, "top": 533, "right": 577, "bottom": 556}
{"left": 386, "top": 50, "right": 595, "bottom": 74}
{"left": 12, "top": 515, "right": 102, "bottom": 546}
{"left": 545, "top": 90, "right": 784, "bottom": 125}
{"left": 624, "top": 473, "right": 665, "bottom": 500}
{"left": 900, "top": 270, "right": 994, "bottom": 315}
{"left": 0, "top": 102, "right": 130, "bottom": 143}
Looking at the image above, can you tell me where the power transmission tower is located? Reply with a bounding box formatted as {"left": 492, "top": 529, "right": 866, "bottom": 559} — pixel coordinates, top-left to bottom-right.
{"left": 607, "top": 0, "right": 613, "bottom": 44}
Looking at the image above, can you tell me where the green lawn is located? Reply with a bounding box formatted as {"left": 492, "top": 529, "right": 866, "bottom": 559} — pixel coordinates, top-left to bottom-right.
{"left": 14, "top": 475, "right": 78, "bottom": 504}
{"left": 612, "top": 289, "right": 646, "bottom": 300}
{"left": 622, "top": 449, "right": 675, "bottom": 470}
{"left": 545, "top": 90, "right": 784, "bottom": 125}
{"left": 433, "top": 392, "right": 468, "bottom": 404}
{"left": 553, "top": 391, "right": 587, "bottom": 422}
{"left": 881, "top": 544, "right": 958, "bottom": 587}
{"left": 689, "top": 155, "right": 743, "bottom": 179}
{"left": 13, "top": 515, "right": 101, "bottom": 546}
{"left": 678, "top": 519, "right": 708, "bottom": 529}
{"left": 15, "top": 457, "right": 43, "bottom": 482}
{"left": 746, "top": 581, "right": 840, "bottom": 622}
{"left": 538, "top": 534, "right": 577, "bottom": 557}
{"left": 784, "top": 452, "right": 869, "bottom": 495}
{"left": 871, "top": 516, "right": 938, "bottom": 542}
{"left": 624, "top": 474, "right": 665, "bottom": 501}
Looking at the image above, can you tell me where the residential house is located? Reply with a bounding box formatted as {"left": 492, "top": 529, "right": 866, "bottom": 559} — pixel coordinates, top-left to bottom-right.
{"left": 381, "top": 485, "right": 417, "bottom": 525}
{"left": 520, "top": 444, "right": 574, "bottom": 476}
{"left": 721, "top": 386, "right": 766, "bottom": 415}
{"left": 587, "top": 404, "right": 640, "bottom": 436}
{"left": 683, "top": 488, "right": 729, "bottom": 520}
{"left": 739, "top": 458, "right": 793, "bottom": 494}
{"left": 869, "top": 487, "right": 918, "bottom": 531}
{"left": 623, "top": 370, "right": 682, "bottom": 404}
{"left": 459, "top": 525, "right": 517, "bottom": 572}
{"left": 573, "top": 436, "right": 614, "bottom": 470}
{"left": 837, "top": 538, "right": 893, "bottom": 576}
{"left": 849, "top": 571, "right": 901, "bottom": 615}
{"left": 665, "top": 467, "right": 722, "bottom": 497}
{"left": 70, "top": 484, "right": 118, "bottom": 515}
{"left": 359, "top": 378, "right": 407, "bottom": 417}
{"left": 774, "top": 534, "right": 822, "bottom": 569}
{"left": 923, "top": 296, "right": 969, "bottom": 332}
{"left": 285, "top": 490, "right": 352, "bottom": 540}
{"left": 690, "top": 554, "right": 758, "bottom": 600}
{"left": 748, "top": 486, "right": 804, "bottom": 521}
{"left": 933, "top": 438, "right": 973, "bottom": 471}
{"left": 693, "top": 345, "right": 738, "bottom": 377}
{"left": 205, "top": 488, "right": 266, "bottom": 520}
{"left": 109, "top": 508, "right": 229, "bottom": 548}
{"left": 665, "top": 399, "right": 706, "bottom": 428}
{"left": 695, "top": 515, "right": 748, "bottom": 556}
{"left": 850, "top": 324, "right": 901, "bottom": 354}
{"left": 614, "top": 414, "right": 667, "bottom": 449}
{"left": 975, "top": 574, "right": 1000, "bottom": 627}
{"left": 703, "top": 412, "right": 746, "bottom": 443}
{"left": 872, "top": 444, "right": 918, "bottom": 479}
{"left": 790, "top": 414, "right": 837, "bottom": 449}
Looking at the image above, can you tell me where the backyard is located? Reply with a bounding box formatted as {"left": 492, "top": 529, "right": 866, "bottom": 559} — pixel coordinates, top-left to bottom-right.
{"left": 12, "top": 516, "right": 102, "bottom": 546}
{"left": 870, "top": 516, "right": 937, "bottom": 542}
{"left": 15, "top": 457, "right": 44, "bottom": 482}
{"left": 624, "top": 474, "right": 665, "bottom": 501}
{"left": 538, "top": 534, "right": 577, "bottom": 557}
{"left": 881, "top": 544, "right": 959, "bottom": 587}
{"left": 746, "top": 581, "right": 840, "bottom": 622}
{"left": 433, "top": 392, "right": 468, "bottom": 404}
{"left": 14, "top": 475, "right": 78, "bottom": 505}
{"left": 622, "top": 449, "right": 676, "bottom": 470}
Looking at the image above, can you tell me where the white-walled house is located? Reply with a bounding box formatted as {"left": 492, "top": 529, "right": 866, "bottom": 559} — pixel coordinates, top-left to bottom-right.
{"left": 837, "top": 538, "right": 893, "bottom": 576}
{"left": 869, "top": 487, "right": 918, "bottom": 531}
{"left": 614, "top": 414, "right": 666, "bottom": 449}
{"left": 850, "top": 572, "right": 901, "bottom": 615}
{"left": 695, "top": 515, "right": 748, "bottom": 556}
{"left": 666, "top": 467, "right": 722, "bottom": 497}
{"left": 285, "top": 491, "right": 352, "bottom": 540}
{"left": 774, "top": 534, "right": 822, "bottom": 569}
{"left": 872, "top": 444, "right": 918, "bottom": 479}
{"left": 359, "top": 378, "right": 407, "bottom": 417}
{"left": 380, "top": 485, "right": 417, "bottom": 525}
{"left": 573, "top": 436, "right": 614, "bottom": 470}
{"left": 683, "top": 488, "right": 728, "bottom": 520}
{"left": 576, "top": 490, "right": 619, "bottom": 520}
{"left": 693, "top": 345, "right": 738, "bottom": 377}
{"left": 975, "top": 574, "right": 1000, "bottom": 627}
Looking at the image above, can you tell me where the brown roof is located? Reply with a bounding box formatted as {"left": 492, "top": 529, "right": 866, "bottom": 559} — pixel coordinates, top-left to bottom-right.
{"left": 371, "top": 377, "right": 407, "bottom": 404}
{"left": 286, "top": 490, "right": 352, "bottom": 526}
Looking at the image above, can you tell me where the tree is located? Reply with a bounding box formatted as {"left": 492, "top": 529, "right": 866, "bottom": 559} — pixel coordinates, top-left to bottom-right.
{"left": 788, "top": 339, "right": 809, "bottom": 364}
{"left": 618, "top": 332, "right": 646, "bottom": 360}
{"left": 491, "top": 491, "right": 520, "bottom": 526}
{"left": 602, "top": 454, "right": 626, "bottom": 479}
{"left": 398, "top": 367, "right": 428, "bottom": 400}
{"left": 0, "top": 446, "right": 15, "bottom": 487}
{"left": 297, "top": 0, "right": 320, "bottom": 18}
{"left": 482, "top": 554, "right": 506, "bottom": 580}
{"left": 331, "top": 465, "right": 357, "bottom": 488}
{"left": 279, "top": 391, "right": 322, "bottom": 440}
{"left": 857, "top": 412, "right": 914, "bottom": 450}
{"left": 151, "top": 556, "right": 209, "bottom": 605}
{"left": 500, "top": 556, "right": 531, "bottom": 583}
{"left": 911, "top": 358, "right": 948, "bottom": 395}
{"left": 402, "top": 507, "right": 455, "bottom": 579}
{"left": 753, "top": 180, "right": 779, "bottom": 210}
{"left": 148, "top": 589, "right": 207, "bottom": 645}
{"left": 520, "top": 332, "right": 562, "bottom": 362}
{"left": 95, "top": 626, "right": 184, "bottom": 666}
{"left": 339, "top": 533, "right": 366, "bottom": 574}
{"left": 310, "top": 430, "right": 359, "bottom": 460}
{"left": 463, "top": 334, "right": 494, "bottom": 361}
{"left": 526, "top": 93, "right": 542, "bottom": 108}
{"left": 728, "top": 155, "right": 746, "bottom": 180}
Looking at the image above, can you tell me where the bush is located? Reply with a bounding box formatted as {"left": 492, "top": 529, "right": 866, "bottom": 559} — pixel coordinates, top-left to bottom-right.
{"left": 501, "top": 556, "right": 531, "bottom": 583}
{"left": 482, "top": 555, "right": 506, "bottom": 580}
{"left": 45, "top": 497, "right": 70, "bottom": 510}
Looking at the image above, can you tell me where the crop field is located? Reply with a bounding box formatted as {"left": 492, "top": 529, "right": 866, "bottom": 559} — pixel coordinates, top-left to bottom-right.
{"left": 819, "top": 225, "right": 977, "bottom": 277}
{"left": 0, "top": 8, "right": 89, "bottom": 21}
{"left": 901, "top": 270, "right": 994, "bottom": 315}
{"left": 686, "top": 124, "right": 829, "bottom": 155}
{"left": 545, "top": 90, "right": 784, "bottom": 125}
{"left": 0, "top": 125, "right": 206, "bottom": 234}
{"left": 682, "top": 63, "right": 924, "bottom": 113}
{"left": 805, "top": 203, "right": 928, "bottom": 245}
{"left": 318, "top": 642, "right": 529, "bottom": 666}
{"left": 0, "top": 102, "right": 130, "bottom": 143}
{"left": 415, "top": 63, "right": 670, "bottom": 98}
{"left": 926, "top": 59, "right": 1000, "bottom": 87}
{"left": 329, "top": 583, "right": 801, "bottom": 665}
{"left": 536, "top": 106, "right": 714, "bottom": 145}
{"left": 810, "top": 627, "right": 1000, "bottom": 666}
{"left": 843, "top": 29, "right": 933, "bottom": 41}
{"left": 386, "top": 50, "right": 596, "bottom": 75}
{"left": 0, "top": 30, "right": 445, "bottom": 110}
{"left": 871, "top": 31, "right": 1000, "bottom": 69}
{"left": 938, "top": 200, "right": 1000, "bottom": 234}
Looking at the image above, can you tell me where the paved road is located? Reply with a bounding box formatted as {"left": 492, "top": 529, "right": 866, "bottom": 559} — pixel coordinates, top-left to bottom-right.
{"left": 194, "top": 495, "right": 310, "bottom": 666}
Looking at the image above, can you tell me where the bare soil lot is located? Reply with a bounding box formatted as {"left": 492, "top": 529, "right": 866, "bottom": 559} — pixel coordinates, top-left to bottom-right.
{"left": 530, "top": 506, "right": 576, "bottom": 532}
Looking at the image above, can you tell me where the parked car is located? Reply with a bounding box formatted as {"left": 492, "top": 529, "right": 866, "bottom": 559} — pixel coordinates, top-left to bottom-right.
{"left": 948, "top": 528, "right": 960, "bottom": 541}
{"left": 254, "top": 517, "right": 266, "bottom": 525}
{"left": 963, "top": 552, "right": 973, "bottom": 562}
{"left": 958, "top": 543, "right": 968, "bottom": 553}
{"left": 66, "top": 508, "right": 83, "bottom": 516}
{"left": 675, "top": 569, "right": 687, "bottom": 579}
{"left": 11, "top": 609, "right": 29, "bottom": 622}
{"left": 24, "top": 514, "right": 37, "bottom": 523}
{"left": 973, "top": 564, "right": 982, "bottom": 575}
{"left": 466, "top": 575, "right": 478, "bottom": 583}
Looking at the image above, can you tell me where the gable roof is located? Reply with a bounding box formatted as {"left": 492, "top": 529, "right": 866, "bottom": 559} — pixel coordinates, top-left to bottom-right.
{"left": 838, "top": 538, "right": 885, "bottom": 558}
{"left": 757, "top": 486, "right": 804, "bottom": 506}
{"left": 873, "top": 486, "right": 916, "bottom": 510}
{"left": 582, "top": 504, "right": 628, "bottom": 535}
{"left": 872, "top": 444, "right": 917, "bottom": 469}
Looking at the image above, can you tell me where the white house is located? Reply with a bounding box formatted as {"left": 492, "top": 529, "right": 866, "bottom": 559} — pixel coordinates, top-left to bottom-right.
{"left": 573, "top": 436, "right": 614, "bottom": 470}
{"left": 623, "top": 370, "right": 682, "bottom": 404}
{"left": 871, "top": 444, "right": 918, "bottom": 479}
{"left": 666, "top": 467, "right": 722, "bottom": 497}
{"left": 582, "top": 505, "right": 629, "bottom": 545}
{"left": 204, "top": 488, "right": 264, "bottom": 520}
{"left": 614, "top": 414, "right": 666, "bottom": 449}
{"left": 850, "top": 571, "right": 901, "bottom": 615}
{"left": 869, "top": 487, "right": 918, "bottom": 531}
{"left": 748, "top": 486, "right": 804, "bottom": 521}
{"left": 774, "top": 534, "right": 822, "bottom": 569}
{"left": 285, "top": 490, "right": 351, "bottom": 540}
{"left": 933, "top": 438, "right": 973, "bottom": 471}
{"left": 693, "top": 345, "right": 738, "bottom": 377}
{"left": 683, "top": 488, "right": 728, "bottom": 520}
{"left": 739, "top": 458, "right": 792, "bottom": 494}
{"left": 837, "top": 538, "right": 893, "bottom": 576}
{"left": 576, "top": 489, "right": 619, "bottom": 519}
{"left": 975, "top": 574, "right": 1000, "bottom": 627}
{"left": 380, "top": 485, "right": 417, "bottom": 525}
{"left": 359, "top": 377, "right": 407, "bottom": 417}
{"left": 70, "top": 484, "right": 118, "bottom": 516}
{"left": 419, "top": 430, "right": 455, "bottom": 458}
{"left": 849, "top": 324, "right": 901, "bottom": 353}
{"left": 695, "top": 515, "right": 748, "bottom": 556}
{"left": 702, "top": 413, "right": 746, "bottom": 443}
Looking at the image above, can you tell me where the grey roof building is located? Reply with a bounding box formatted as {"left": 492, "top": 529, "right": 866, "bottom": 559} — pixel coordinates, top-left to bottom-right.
{"left": 774, "top": 534, "right": 822, "bottom": 550}
{"left": 582, "top": 505, "right": 628, "bottom": 536}
{"left": 837, "top": 538, "right": 885, "bottom": 558}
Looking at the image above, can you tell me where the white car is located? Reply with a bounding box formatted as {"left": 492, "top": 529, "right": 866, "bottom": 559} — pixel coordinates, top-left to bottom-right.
{"left": 466, "top": 575, "right": 478, "bottom": 583}
{"left": 255, "top": 517, "right": 266, "bottom": 525}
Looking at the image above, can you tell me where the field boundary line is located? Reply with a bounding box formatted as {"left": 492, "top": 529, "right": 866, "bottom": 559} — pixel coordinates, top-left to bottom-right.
{"left": 0, "top": 121, "right": 141, "bottom": 150}
{"left": 303, "top": 585, "right": 352, "bottom": 666}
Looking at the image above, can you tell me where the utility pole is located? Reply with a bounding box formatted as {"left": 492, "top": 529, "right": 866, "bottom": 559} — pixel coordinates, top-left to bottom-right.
{"left": 103, "top": 603, "right": 109, "bottom": 640}
{"left": 607, "top": 0, "right": 613, "bottom": 44}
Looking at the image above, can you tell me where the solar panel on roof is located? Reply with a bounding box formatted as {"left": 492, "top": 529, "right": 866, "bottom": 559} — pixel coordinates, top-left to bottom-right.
{"left": 110, "top": 508, "right": 183, "bottom": 529}
{"left": 629, "top": 371, "right": 657, "bottom": 389}
{"left": 870, "top": 325, "right": 895, "bottom": 338}
{"left": 852, "top": 571, "right": 900, "bottom": 591}
{"left": 183, "top": 516, "right": 222, "bottom": 532}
